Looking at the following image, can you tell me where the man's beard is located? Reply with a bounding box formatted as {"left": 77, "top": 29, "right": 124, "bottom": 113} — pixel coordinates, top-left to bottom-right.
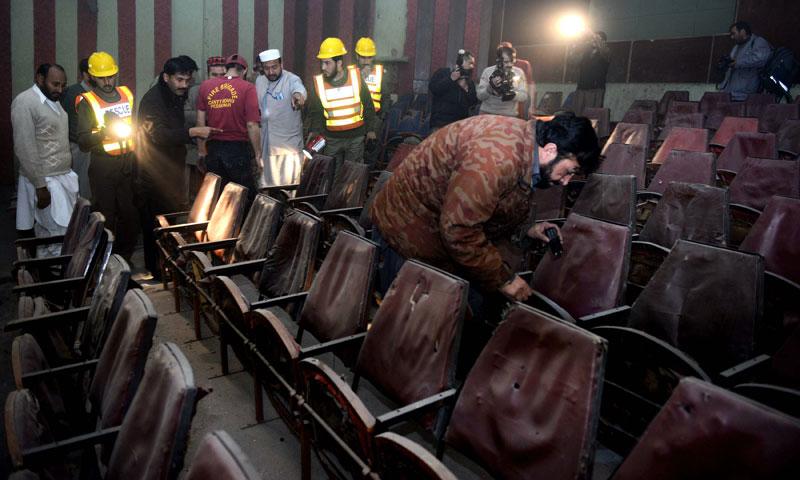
{"left": 323, "top": 70, "right": 336, "bottom": 79}
{"left": 42, "top": 85, "right": 60, "bottom": 101}
{"left": 535, "top": 161, "right": 559, "bottom": 189}
{"left": 101, "top": 84, "right": 115, "bottom": 93}
{"left": 267, "top": 73, "right": 279, "bottom": 81}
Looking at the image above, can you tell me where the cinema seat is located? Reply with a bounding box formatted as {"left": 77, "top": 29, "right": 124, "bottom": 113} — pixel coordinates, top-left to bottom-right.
{"left": 14, "top": 197, "right": 90, "bottom": 262}
{"left": 600, "top": 123, "right": 650, "bottom": 156}
{"left": 716, "top": 131, "right": 777, "bottom": 175}
{"left": 728, "top": 157, "right": 800, "bottom": 212}
{"left": 646, "top": 151, "right": 716, "bottom": 195}
{"left": 596, "top": 143, "right": 646, "bottom": 189}
{"left": 571, "top": 174, "right": 637, "bottom": 226}
{"left": 651, "top": 127, "right": 707, "bottom": 164}
{"left": 185, "top": 431, "right": 260, "bottom": 480}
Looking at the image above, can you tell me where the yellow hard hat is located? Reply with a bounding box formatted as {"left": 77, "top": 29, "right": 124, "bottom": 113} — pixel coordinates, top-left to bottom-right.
{"left": 318, "top": 38, "right": 347, "bottom": 59}
{"left": 88, "top": 51, "right": 119, "bottom": 77}
{"left": 355, "top": 37, "right": 376, "bottom": 57}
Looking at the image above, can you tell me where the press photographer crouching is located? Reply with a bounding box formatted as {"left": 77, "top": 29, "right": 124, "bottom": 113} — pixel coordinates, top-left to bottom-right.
{"left": 478, "top": 45, "right": 529, "bottom": 117}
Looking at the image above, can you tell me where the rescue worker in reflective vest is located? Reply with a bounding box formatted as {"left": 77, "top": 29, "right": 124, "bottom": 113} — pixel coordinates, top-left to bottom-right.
{"left": 76, "top": 51, "right": 139, "bottom": 263}
{"left": 309, "top": 37, "right": 377, "bottom": 171}
{"left": 354, "top": 37, "right": 388, "bottom": 114}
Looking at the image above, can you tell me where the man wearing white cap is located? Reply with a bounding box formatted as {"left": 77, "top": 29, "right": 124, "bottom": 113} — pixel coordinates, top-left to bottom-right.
{"left": 255, "top": 48, "right": 307, "bottom": 188}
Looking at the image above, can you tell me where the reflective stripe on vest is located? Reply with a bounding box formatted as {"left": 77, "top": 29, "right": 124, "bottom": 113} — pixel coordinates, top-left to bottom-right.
{"left": 314, "top": 65, "right": 364, "bottom": 131}
{"left": 80, "top": 86, "right": 135, "bottom": 155}
{"left": 364, "top": 64, "right": 382, "bottom": 112}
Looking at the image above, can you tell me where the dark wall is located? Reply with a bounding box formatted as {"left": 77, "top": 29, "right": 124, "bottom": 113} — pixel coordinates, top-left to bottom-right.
{"left": 498, "top": 0, "right": 800, "bottom": 84}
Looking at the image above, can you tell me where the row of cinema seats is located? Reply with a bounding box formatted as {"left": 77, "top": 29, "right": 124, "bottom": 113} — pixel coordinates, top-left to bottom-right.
{"left": 5, "top": 198, "right": 272, "bottom": 479}
{"left": 140, "top": 114, "right": 800, "bottom": 476}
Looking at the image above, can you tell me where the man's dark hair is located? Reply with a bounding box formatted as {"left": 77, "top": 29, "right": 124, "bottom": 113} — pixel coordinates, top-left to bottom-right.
{"left": 225, "top": 62, "right": 247, "bottom": 74}
{"left": 730, "top": 21, "right": 751, "bottom": 35}
{"left": 497, "top": 46, "right": 516, "bottom": 60}
{"left": 36, "top": 63, "right": 65, "bottom": 78}
{"left": 163, "top": 57, "right": 194, "bottom": 76}
{"left": 331, "top": 55, "right": 344, "bottom": 64}
{"left": 535, "top": 112, "right": 601, "bottom": 174}
{"left": 79, "top": 58, "right": 90, "bottom": 75}
{"left": 596, "top": 31, "right": 607, "bottom": 41}
{"left": 178, "top": 55, "right": 198, "bottom": 73}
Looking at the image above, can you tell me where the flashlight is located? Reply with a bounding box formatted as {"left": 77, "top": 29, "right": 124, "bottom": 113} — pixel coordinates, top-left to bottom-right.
{"left": 303, "top": 134, "right": 327, "bottom": 159}
{"left": 558, "top": 14, "right": 587, "bottom": 38}
{"left": 104, "top": 111, "right": 132, "bottom": 139}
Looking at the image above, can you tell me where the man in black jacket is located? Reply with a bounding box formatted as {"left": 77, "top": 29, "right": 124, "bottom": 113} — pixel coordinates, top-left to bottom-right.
{"left": 137, "top": 56, "right": 220, "bottom": 278}
{"left": 428, "top": 49, "right": 478, "bottom": 132}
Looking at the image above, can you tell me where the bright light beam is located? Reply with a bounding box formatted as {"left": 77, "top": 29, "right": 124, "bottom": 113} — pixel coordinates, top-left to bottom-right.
{"left": 558, "top": 14, "right": 586, "bottom": 38}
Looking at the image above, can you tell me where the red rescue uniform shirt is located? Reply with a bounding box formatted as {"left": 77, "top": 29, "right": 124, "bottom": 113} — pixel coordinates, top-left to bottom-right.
{"left": 197, "top": 75, "right": 260, "bottom": 141}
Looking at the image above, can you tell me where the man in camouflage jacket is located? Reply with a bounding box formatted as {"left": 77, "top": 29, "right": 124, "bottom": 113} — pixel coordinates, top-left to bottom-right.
{"left": 370, "top": 113, "right": 600, "bottom": 305}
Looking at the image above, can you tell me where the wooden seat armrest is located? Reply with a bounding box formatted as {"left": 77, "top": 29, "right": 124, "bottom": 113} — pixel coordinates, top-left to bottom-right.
{"left": 299, "top": 332, "right": 368, "bottom": 359}
{"left": 4, "top": 306, "right": 91, "bottom": 332}
{"left": 178, "top": 238, "right": 238, "bottom": 253}
{"left": 12, "top": 276, "right": 85, "bottom": 296}
{"left": 525, "top": 290, "right": 576, "bottom": 323}
{"left": 376, "top": 388, "right": 459, "bottom": 429}
{"left": 20, "top": 426, "right": 120, "bottom": 466}
{"left": 14, "top": 235, "right": 66, "bottom": 247}
{"left": 717, "top": 354, "right": 772, "bottom": 387}
{"left": 203, "top": 259, "right": 266, "bottom": 277}
{"left": 22, "top": 359, "right": 99, "bottom": 384}
{"left": 250, "top": 291, "right": 308, "bottom": 310}
{"left": 579, "top": 305, "right": 631, "bottom": 329}
{"left": 13, "top": 254, "right": 72, "bottom": 270}
{"left": 153, "top": 220, "right": 210, "bottom": 235}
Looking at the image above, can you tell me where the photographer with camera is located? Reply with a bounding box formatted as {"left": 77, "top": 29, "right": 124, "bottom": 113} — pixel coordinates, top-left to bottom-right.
{"left": 429, "top": 49, "right": 479, "bottom": 132}
{"left": 477, "top": 45, "right": 528, "bottom": 117}
{"left": 569, "top": 31, "right": 609, "bottom": 116}
{"left": 718, "top": 22, "right": 772, "bottom": 101}
{"left": 368, "top": 112, "right": 600, "bottom": 374}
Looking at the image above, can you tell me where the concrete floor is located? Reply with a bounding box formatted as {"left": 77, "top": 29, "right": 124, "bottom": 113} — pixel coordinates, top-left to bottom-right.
{"left": 0, "top": 184, "right": 621, "bottom": 479}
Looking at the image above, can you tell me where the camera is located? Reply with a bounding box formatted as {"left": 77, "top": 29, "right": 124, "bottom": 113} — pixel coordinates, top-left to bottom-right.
{"left": 490, "top": 58, "right": 516, "bottom": 101}
{"left": 716, "top": 54, "right": 733, "bottom": 71}
{"left": 544, "top": 227, "right": 563, "bottom": 257}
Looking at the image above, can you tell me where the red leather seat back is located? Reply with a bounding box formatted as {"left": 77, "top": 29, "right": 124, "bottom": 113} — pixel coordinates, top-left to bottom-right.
{"left": 777, "top": 119, "right": 800, "bottom": 156}
{"left": 297, "top": 153, "right": 335, "bottom": 198}
{"left": 258, "top": 210, "right": 320, "bottom": 299}
{"left": 736, "top": 157, "right": 797, "bottom": 206}
{"left": 740, "top": 196, "right": 800, "bottom": 284}
{"left": 106, "top": 343, "right": 200, "bottom": 480}
{"left": 601, "top": 123, "right": 650, "bottom": 156}
{"left": 61, "top": 197, "right": 91, "bottom": 257}
{"left": 704, "top": 101, "right": 746, "bottom": 130}
{"left": 628, "top": 240, "right": 763, "bottom": 372}
{"left": 710, "top": 116, "right": 759, "bottom": 148}
{"left": 64, "top": 212, "right": 104, "bottom": 280}
{"left": 185, "top": 431, "right": 260, "bottom": 480}
{"left": 537, "top": 91, "right": 563, "bottom": 114}
{"left": 628, "top": 99, "right": 657, "bottom": 111}
{"left": 699, "top": 91, "right": 731, "bottom": 116}
{"left": 299, "top": 231, "right": 378, "bottom": 342}
{"left": 354, "top": 260, "right": 468, "bottom": 422}
{"left": 89, "top": 289, "right": 158, "bottom": 429}
{"left": 445, "top": 304, "right": 607, "bottom": 480}
{"left": 648, "top": 151, "right": 716, "bottom": 194}
{"left": 597, "top": 143, "right": 647, "bottom": 189}
{"left": 729, "top": 157, "right": 800, "bottom": 211}
{"left": 188, "top": 173, "right": 222, "bottom": 225}
{"left": 571, "top": 173, "right": 637, "bottom": 225}
{"left": 657, "top": 90, "right": 690, "bottom": 119}
{"left": 651, "top": 127, "right": 708, "bottom": 164}
{"left": 323, "top": 161, "right": 370, "bottom": 210}
{"left": 205, "top": 182, "right": 248, "bottom": 262}
{"left": 658, "top": 112, "right": 705, "bottom": 140}
{"left": 233, "top": 194, "right": 283, "bottom": 263}
{"left": 639, "top": 182, "right": 729, "bottom": 248}
{"left": 745, "top": 92, "right": 776, "bottom": 118}
{"left": 532, "top": 184, "right": 564, "bottom": 219}
{"left": 387, "top": 143, "right": 417, "bottom": 171}
{"left": 612, "top": 378, "right": 800, "bottom": 480}
{"left": 582, "top": 107, "right": 610, "bottom": 138}
{"left": 667, "top": 101, "right": 699, "bottom": 114}
{"left": 531, "top": 213, "right": 632, "bottom": 318}
{"left": 716, "top": 132, "right": 777, "bottom": 172}
{"left": 78, "top": 254, "right": 132, "bottom": 360}
{"left": 759, "top": 103, "right": 800, "bottom": 133}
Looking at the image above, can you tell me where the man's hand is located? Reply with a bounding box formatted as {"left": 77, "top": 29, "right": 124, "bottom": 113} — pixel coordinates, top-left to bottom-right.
{"left": 491, "top": 75, "right": 503, "bottom": 90}
{"left": 499, "top": 274, "right": 533, "bottom": 302}
{"left": 291, "top": 93, "right": 305, "bottom": 110}
{"left": 450, "top": 68, "right": 462, "bottom": 82}
{"left": 189, "top": 126, "right": 222, "bottom": 139}
{"left": 527, "top": 222, "right": 562, "bottom": 243}
{"left": 35, "top": 187, "right": 51, "bottom": 209}
{"left": 366, "top": 131, "right": 377, "bottom": 142}
{"left": 252, "top": 155, "right": 263, "bottom": 176}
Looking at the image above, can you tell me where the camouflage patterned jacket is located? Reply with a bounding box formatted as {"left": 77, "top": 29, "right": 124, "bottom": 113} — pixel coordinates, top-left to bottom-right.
{"left": 370, "top": 115, "right": 539, "bottom": 292}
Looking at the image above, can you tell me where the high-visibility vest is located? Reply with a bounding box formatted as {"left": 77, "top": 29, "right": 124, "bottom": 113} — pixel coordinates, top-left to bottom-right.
{"left": 314, "top": 65, "right": 364, "bottom": 131}
{"left": 80, "top": 86, "right": 135, "bottom": 155}
{"left": 364, "top": 64, "right": 383, "bottom": 112}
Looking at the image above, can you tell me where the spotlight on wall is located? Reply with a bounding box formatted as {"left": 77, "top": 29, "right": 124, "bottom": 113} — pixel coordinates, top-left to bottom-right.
{"left": 558, "top": 14, "right": 587, "bottom": 38}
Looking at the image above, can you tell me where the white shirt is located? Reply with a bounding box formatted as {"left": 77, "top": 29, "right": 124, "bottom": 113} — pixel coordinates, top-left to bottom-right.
{"left": 32, "top": 83, "right": 62, "bottom": 115}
